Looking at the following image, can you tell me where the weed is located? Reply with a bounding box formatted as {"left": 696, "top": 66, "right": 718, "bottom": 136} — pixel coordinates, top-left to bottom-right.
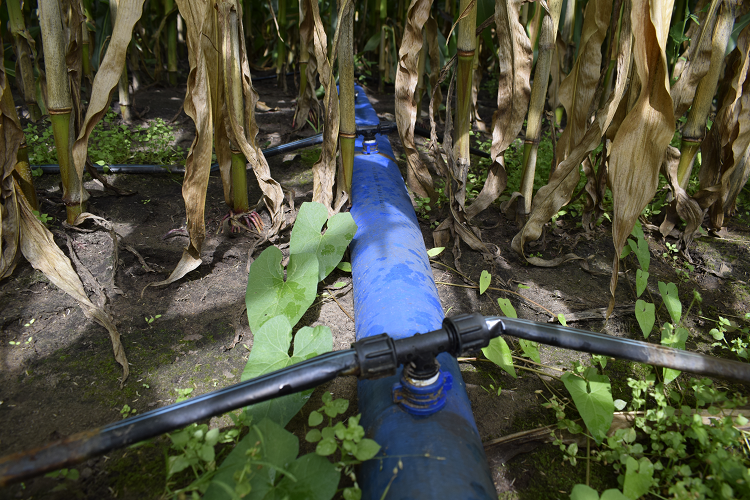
{"left": 145, "top": 314, "right": 161, "bottom": 326}
{"left": 120, "top": 404, "right": 137, "bottom": 419}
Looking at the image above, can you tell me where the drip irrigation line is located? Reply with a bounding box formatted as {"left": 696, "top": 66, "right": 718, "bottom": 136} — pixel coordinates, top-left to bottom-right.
{"left": 2, "top": 313, "right": 750, "bottom": 487}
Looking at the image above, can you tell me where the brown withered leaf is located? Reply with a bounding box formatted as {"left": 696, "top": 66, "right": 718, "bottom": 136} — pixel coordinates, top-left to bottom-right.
{"left": 555, "top": 0, "right": 612, "bottom": 166}
{"left": 219, "top": 1, "right": 286, "bottom": 235}
{"left": 152, "top": 0, "right": 214, "bottom": 289}
{"left": 511, "top": 0, "right": 633, "bottom": 260}
{"left": 670, "top": 0, "right": 721, "bottom": 118}
{"left": 425, "top": 14, "right": 443, "bottom": 125}
{"left": 698, "top": 24, "right": 750, "bottom": 229}
{"left": 607, "top": 0, "right": 676, "bottom": 315}
{"left": 395, "top": 0, "right": 436, "bottom": 200}
{"left": 71, "top": 0, "right": 146, "bottom": 187}
{"left": 293, "top": 0, "right": 320, "bottom": 131}
{"left": 465, "top": 0, "right": 532, "bottom": 220}
{"left": 308, "top": 0, "right": 350, "bottom": 214}
{"left": 17, "top": 185, "right": 129, "bottom": 384}
{"left": 0, "top": 69, "right": 23, "bottom": 279}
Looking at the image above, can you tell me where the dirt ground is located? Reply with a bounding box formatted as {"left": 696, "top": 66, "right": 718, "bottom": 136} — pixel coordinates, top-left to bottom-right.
{"left": 1, "top": 74, "right": 750, "bottom": 500}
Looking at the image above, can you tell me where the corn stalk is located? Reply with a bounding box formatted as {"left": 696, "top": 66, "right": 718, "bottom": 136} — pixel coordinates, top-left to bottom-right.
{"left": 166, "top": 0, "right": 178, "bottom": 85}
{"left": 109, "top": 0, "right": 132, "bottom": 122}
{"left": 338, "top": 0, "right": 355, "bottom": 195}
{"left": 293, "top": 0, "right": 319, "bottom": 131}
{"left": 7, "top": 0, "right": 41, "bottom": 121}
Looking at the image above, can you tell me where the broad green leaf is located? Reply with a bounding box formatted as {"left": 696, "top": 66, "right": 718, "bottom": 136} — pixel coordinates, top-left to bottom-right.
{"left": 306, "top": 429, "right": 322, "bottom": 443}
{"left": 632, "top": 234, "right": 650, "bottom": 272}
{"left": 271, "top": 453, "right": 339, "bottom": 500}
{"left": 204, "top": 418, "right": 299, "bottom": 500}
{"left": 558, "top": 314, "right": 568, "bottom": 326}
{"left": 337, "top": 262, "right": 352, "bottom": 272}
{"left": 240, "top": 317, "right": 332, "bottom": 428}
{"left": 246, "top": 246, "right": 319, "bottom": 332}
{"left": 600, "top": 490, "right": 629, "bottom": 500}
{"left": 427, "top": 247, "right": 445, "bottom": 257}
{"left": 497, "top": 298, "right": 518, "bottom": 318}
{"left": 482, "top": 337, "right": 516, "bottom": 378}
{"left": 634, "top": 300, "right": 655, "bottom": 338}
{"left": 353, "top": 438, "right": 381, "bottom": 461}
{"left": 658, "top": 281, "right": 681, "bottom": 324}
{"left": 570, "top": 484, "right": 600, "bottom": 500}
{"left": 308, "top": 410, "right": 324, "bottom": 427}
{"left": 635, "top": 269, "right": 649, "bottom": 297}
{"left": 661, "top": 324, "right": 689, "bottom": 385}
{"left": 363, "top": 31, "right": 381, "bottom": 52}
{"left": 623, "top": 456, "right": 654, "bottom": 500}
{"left": 621, "top": 244, "right": 632, "bottom": 259}
{"left": 519, "top": 340, "right": 541, "bottom": 364}
{"left": 479, "top": 270, "right": 491, "bottom": 294}
{"left": 289, "top": 202, "right": 357, "bottom": 281}
{"left": 561, "top": 368, "right": 613, "bottom": 444}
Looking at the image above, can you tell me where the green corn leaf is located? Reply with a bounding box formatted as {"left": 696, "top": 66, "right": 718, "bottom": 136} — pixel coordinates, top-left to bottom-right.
{"left": 479, "top": 270, "right": 491, "bottom": 295}
{"left": 290, "top": 201, "right": 357, "bottom": 281}
{"left": 634, "top": 300, "right": 655, "bottom": 338}
{"left": 658, "top": 281, "right": 681, "bottom": 324}
{"left": 635, "top": 269, "right": 649, "bottom": 297}
{"left": 482, "top": 337, "right": 516, "bottom": 378}
{"left": 246, "top": 246, "right": 319, "bottom": 333}
{"left": 561, "top": 367, "right": 613, "bottom": 444}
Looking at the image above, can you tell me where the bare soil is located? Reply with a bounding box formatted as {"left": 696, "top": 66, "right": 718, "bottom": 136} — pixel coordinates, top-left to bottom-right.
{"left": 2, "top": 74, "right": 750, "bottom": 500}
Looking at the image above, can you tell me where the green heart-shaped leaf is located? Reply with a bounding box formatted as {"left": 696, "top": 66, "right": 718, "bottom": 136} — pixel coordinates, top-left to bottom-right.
{"left": 658, "top": 281, "right": 681, "bottom": 324}
{"left": 635, "top": 269, "right": 649, "bottom": 297}
{"left": 661, "top": 324, "right": 688, "bottom": 384}
{"left": 482, "top": 337, "right": 516, "bottom": 378}
{"left": 479, "top": 270, "right": 491, "bottom": 295}
{"left": 246, "top": 246, "right": 319, "bottom": 333}
{"left": 497, "top": 298, "right": 517, "bottom": 318}
{"left": 635, "top": 299, "right": 655, "bottom": 338}
{"left": 290, "top": 202, "right": 358, "bottom": 281}
{"left": 561, "top": 368, "right": 613, "bottom": 444}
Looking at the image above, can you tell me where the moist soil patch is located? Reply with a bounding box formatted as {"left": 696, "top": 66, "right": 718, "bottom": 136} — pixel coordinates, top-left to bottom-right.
{"left": 2, "top": 76, "right": 750, "bottom": 499}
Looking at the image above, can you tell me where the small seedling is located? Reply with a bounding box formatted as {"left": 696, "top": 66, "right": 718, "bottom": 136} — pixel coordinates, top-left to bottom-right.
{"left": 23, "top": 318, "right": 35, "bottom": 327}
{"left": 175, "top": 388, "right": 194, "bottom": 403}
{"left": 120, "top": 404, "right": 137, "bottom": 419}
{"left": 145, "top": 314, "right": 161, "bottom": 326}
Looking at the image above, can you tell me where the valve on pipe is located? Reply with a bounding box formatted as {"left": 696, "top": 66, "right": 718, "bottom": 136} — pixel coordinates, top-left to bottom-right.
{"left": 3, "top": 313, "right": 749, "bottom": 486}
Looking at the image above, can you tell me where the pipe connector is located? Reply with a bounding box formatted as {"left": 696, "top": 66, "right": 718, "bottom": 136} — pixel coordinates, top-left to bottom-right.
{"left": 392, "top": 362, "right": 453, "bottom": 416}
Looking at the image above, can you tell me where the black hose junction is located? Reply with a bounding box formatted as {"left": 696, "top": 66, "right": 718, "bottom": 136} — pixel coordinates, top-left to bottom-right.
{"left": 2, "top": 313, "right": 747, "bottom": 487}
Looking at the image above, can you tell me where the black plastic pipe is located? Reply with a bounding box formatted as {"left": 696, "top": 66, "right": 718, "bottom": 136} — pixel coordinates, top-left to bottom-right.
{"left": 0, "top": 350, "right": 359, "bottom": 486}
{"left": 488, "top": 316, "right": 750, "bottom": 384}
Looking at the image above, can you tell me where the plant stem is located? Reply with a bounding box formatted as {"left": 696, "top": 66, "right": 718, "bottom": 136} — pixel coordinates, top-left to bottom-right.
{"left": 109, "top": 0, "right": 132, "bottom": 122}
{"left": 338, "top": 0, "right": 355, "bottom": 194}
{"left": 227, "top": 9, "right": 249, "bottom": 214}
{"left": 454, "top": 0, "right": 476, "bottom": 169}
{"left": 415, "top": 28, "right": 427, "bottom": 120}
{"left": 39, "top": 0, "right": 88, "bottom": 222}
{"left": 276, "top": 0, "right": 287, "bottom": 90}
{"left": 165, "top": 0, "right": 178, "bottom": 85}
{"left": 7, "top": 0, "right": 41, "bottom": 121}
{"left": 378, "top": 0, "right": 387, "bottom": 92}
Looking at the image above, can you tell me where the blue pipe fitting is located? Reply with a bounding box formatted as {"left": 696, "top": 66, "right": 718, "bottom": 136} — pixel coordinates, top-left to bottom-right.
{"left": 350, "top": 85, "right": 496, "bottom": 499}
{"left": 392, "top": 367, "right": 453, "bottom": 416}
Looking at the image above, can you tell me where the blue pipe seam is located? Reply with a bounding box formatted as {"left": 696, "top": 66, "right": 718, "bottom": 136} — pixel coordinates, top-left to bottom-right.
{"left": 350, "top": 85, "right": 496, "bottom": 500}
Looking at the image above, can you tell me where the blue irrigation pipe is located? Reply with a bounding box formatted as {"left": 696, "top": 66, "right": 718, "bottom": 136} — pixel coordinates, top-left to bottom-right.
{"left": 349, "top": 85, "right": 497, "bottom": 499}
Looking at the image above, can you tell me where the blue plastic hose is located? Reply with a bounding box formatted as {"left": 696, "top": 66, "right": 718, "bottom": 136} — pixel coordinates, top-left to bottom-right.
{"left": 350, "top": 85, "right": 496, "bottom": 499}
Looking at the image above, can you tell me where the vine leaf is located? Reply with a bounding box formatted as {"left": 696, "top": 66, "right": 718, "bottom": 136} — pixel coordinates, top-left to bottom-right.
{"left": 561, "top": 367, "right": 613, "bottom": 444}
{"left": 245, "top": 247, "right": 319, "bottom": 333}
{"left": 623, "top": 456, "right": 654, "bottom": 500}
{"left": 635, "top": 269, "right": 649, "bottom": 298}
{"left": 479, "top": 270, "right": 491, "bottom": 294}
{"left": 658, "top": 281, "right": 682, "bottom": 324}
{"left": 289, "top": 201, "right": 357, "bottom": 281}
{"left": 634, "top": 299, "right": 655, "bottom": 338}
{"left": 497, "top": 298, "right": 517, "bottom": 317}
{"left": 519, "top": 340, "right": 541, "bottom": 364}
{"left": 482, "top": 337, "right": 517, "bottom": 378}
{"left": 661, "top": 323, "right": 689, "bottom": 384}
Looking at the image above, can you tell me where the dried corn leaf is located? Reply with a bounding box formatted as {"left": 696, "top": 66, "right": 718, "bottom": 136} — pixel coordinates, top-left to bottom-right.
{"left": 395, "top": 0, "right": 436, "bottom": 200}
{"left": 219, "top": 1, "right": 286, "bottom": 235}
{"left": 465, "top": 0, "right": 532, "bottom": 219}
{"left": 17, "top": 185, "right": 129, "bottom": 384}
{"left": 698, "top": 24, "right": 750, "bottom": 229}
{"left": 555, "top": 0, "right": 612, "bottom": 166}
{"left": 71, "top": 0, "right": 146, "bottom": 189}
{"left": 607, "top": 0, "right": 675, "bottom": 314}
{"left": 152, "top": 0, "right": 215, "bottom": 288}
{"left": 425, "top": 15, "right": 443, "bottom": 125}
{"left": 0, "top": 70, "right": 23, "bottom": 279}
{"left": 293, "top": 0, "right": 319, "bottom": 131}
{"left": 511, "top": 0, "right": 633, "bottom": 260}
{"left": 670, "top": 0, "right": 721, "bottom": 118}
{"left": 309, "top": 0, "right": 349, "bottom": 214}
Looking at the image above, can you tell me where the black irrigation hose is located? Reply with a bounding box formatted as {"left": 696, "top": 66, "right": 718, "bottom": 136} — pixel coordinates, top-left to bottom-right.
{"left": 488, "top": 316, "right": 750, "bottom": 384}
{"left": 2, "top": 313, "right": 750, "bottom": 486}
{"left": 0, "top": 350, "right": 359, "bottom": 487}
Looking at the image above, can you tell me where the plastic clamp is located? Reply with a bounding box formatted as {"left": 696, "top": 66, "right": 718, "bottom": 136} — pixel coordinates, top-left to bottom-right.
{"left": 392, "top": 367, "right": 453, "bottom": 416}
